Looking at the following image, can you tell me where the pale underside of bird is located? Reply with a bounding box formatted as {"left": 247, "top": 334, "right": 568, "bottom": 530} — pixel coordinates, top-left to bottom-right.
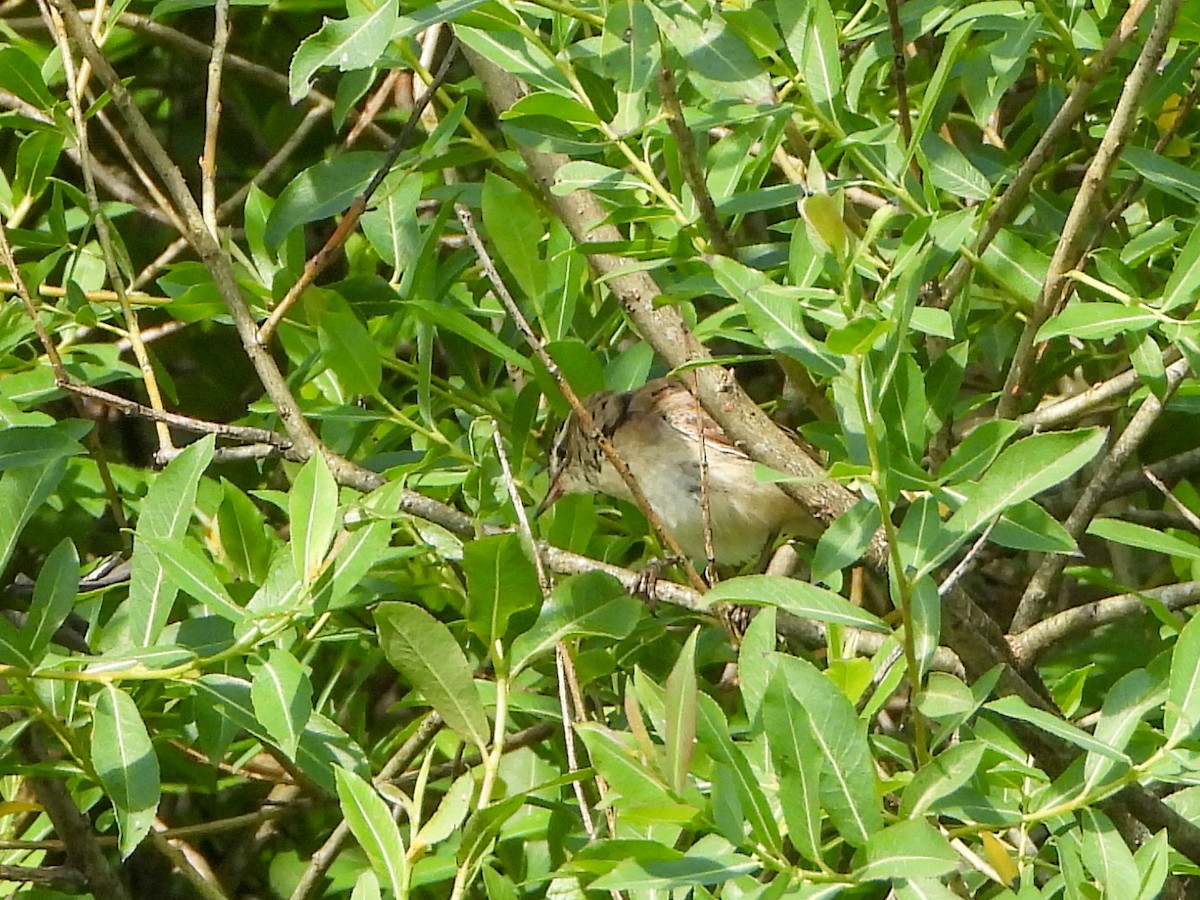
{"left": 544, "top": 379, "right": 822, "bottom": 564}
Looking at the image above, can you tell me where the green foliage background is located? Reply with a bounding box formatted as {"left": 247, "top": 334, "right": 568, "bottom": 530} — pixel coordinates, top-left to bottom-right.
{"left": 3, "top": 0, "right": 1200, "bottom": 896}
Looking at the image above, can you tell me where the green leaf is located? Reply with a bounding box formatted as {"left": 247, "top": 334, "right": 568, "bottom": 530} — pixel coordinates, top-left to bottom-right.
{"left": 780, "top": 0, "right": 842, "bottom": 118}
{"left": 693, "top": 694, "right": 783, "bottom": 857}
{"left": 128, "top": 436, "right": 215, "bottom": 647}
{"left": 0, "top": 425, "right": 86, "bottom": 472}
{"left": 463, "top": 533, "right": 541, "bottom": 646}
{"left": 920, "top": 429, "right": 1105, "bottom": 575}
{"left": 735, "top": 605, "right": 775, "bottom": 724}
{"left": 1167, "top": 611, "right": 1200, "bottom": 744}
{"left": 139, "top": 534, "right": 244, "bottom": 623}
{"left": 511, "top": 573, "right": 639, "bottom": 673}
{"left": 1160, "top": 223, "right": 1200, "bottom": 311}
{"left": 551, "top": 161, "right": 649, "bottom": 196}
{"left": 288, "top": 0, "right": 399, "bottom": 102}
{"left": 599, "top": 0, "right": 659, "bottom": 131}
{"left": 334, "top": 766, "right": 407, "bottom": 898}
{"left": 988, "top": 499, "right": 1077, "bottom": 554}
{"left": 350, "top": 871, "right": 381, "bottom": 900}
{"left": 360, "top": 171, "right": 423, "bottom": 270}
{"left": 92, "top": 686, "right": 160, "bottom": 858}
{"left": 195, "top": 675, "right": 368, "bottom": 793}
{"left": 980, "top": 228, "right": 1049, "bottom": 304}
{"left": 709, "top": 256, "right": 840, "bottom": 376}
{"left": 414, "top": 771, "right": 473, "bottom": 847}
{"left": 1088, "top": 517, "right": 1200, "bottom": 562}
{"left": 986, "top": 696, "right": 1129, "bottom": 762}
{"left": 318, "top": 309, "right": 382, "bottom": 396}
{"left": 455, "top": 24, "right": 571, "bottom": 95}
{"left": 910, "top": 575, "right": 940, "bottom": 681}
{"left": 762, "top": 669, "right": 822, "bottom": 863}
{"left": 1123, "top": 145, "right": 1200, "bottom": 203}
{"left": 0, "top": 460, "right": 66, "bottom": 578}
{"left": 405, "top": 299, "right": 532, "bottom": 372}
{"left": 217, "top": 479, "right": 273, "bottom": 583}
{"left": 264, "top": 152, "right": 385, "bottom": 250}
{"left": 481, "top": 173, "right": 546, "bottom": 302}
{"left": 575, "top": 723, "right": 678, "bottom": 811}
{"left": 707, "top": 575, "right": 889, "bottom": 633}
{"left": 1085, "top": 669, "right": 1163, "bottom": 789}
{"left": 663, "top": 629, "right": 698, "bottom": 796}
{"left": 1037, "top": 302, "right": 1158, "bottom": 342}
{"left": 856, "top": 819, "right": 959, "bottom": 881}
{"left": 26, "top": 538, "right": 78, "bottom": 658}
{"left": 905, "top": 23, "right": 972, "bottom": 168}
{"left": 289, "top": 453, "right": 339, "bottom": 586}
{"left": 938, "top": 420, "right": 1020, "bottom": 484}
{"left": 13, "top": 130, "right": 63, "bottom": 204}
{"left": 899, "top": 741, "right": 986, "bottom": 817}
{"left": 769, "top": 653, "right": 882, "bottom": 846}
{"left": 374, "top": 602, "right": 490, "bottom": 752}
{"left": 658, "top": 10, "right": 773, "bottom": 104}
{"left": 919, "top": 133, "right": 991, "bottom": 201}
{"left": 0, "top": 47, "right": 55, "bottom": 109}
{"left": 590, "top": 843, "right": 760, "bottom": 891}
{"left": 251, "top": 649, "right": 313, "bottom": 758}
{"left": 1079, "top": 809, "right": 1139, "bottom": 898}
{"left": 1132, "top": 830, "right": 1169, "bottom": 900}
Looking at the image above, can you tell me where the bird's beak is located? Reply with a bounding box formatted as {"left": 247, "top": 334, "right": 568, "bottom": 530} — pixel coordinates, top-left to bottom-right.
{"left": 535, "top": 473, "right": 565, "bottom": 518}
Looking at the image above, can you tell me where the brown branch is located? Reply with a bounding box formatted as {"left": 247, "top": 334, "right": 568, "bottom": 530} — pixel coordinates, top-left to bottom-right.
{"left": 201, "top": 0, "right": 231, "bottom": 233}
{"left": 148, "top": 825, "right": 228, "bottom": 900}
{"left": 1012, "top": 359, "right": 1189, "bottom": 630}
{"left": 657, "top": 64, "right": 734, "bottom": 257}
{"left": 1015, "top": 349, "right": 1181, "bottom": 433}
{"left": 997, "top": 0, "right": 1180, "bottom": 418}
{"left": 0, "top": 864, "right": 86, "bottom": 891}
{"left": 885, "top": 0, "right": 912, "bottom": 147}
{"left": 1011, "top": 580, "right": 1200, "bottom": 666}
{"left": 935, "top": 0, "right": 1154, "bottom": 313}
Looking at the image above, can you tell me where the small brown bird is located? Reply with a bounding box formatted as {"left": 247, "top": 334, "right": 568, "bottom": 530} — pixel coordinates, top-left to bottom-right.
{"left": 543, "top": 379, "right": 822, "bottom": 564}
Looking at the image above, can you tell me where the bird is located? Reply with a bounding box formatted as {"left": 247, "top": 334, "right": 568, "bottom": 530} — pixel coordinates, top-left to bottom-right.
{"left": 542, "top": 379, "right": 823, "bottom": 564}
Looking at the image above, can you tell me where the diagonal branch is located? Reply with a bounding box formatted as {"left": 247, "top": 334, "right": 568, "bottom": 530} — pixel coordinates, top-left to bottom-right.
{"left": 462, "top": 44, "right": 885, "bottom": 570}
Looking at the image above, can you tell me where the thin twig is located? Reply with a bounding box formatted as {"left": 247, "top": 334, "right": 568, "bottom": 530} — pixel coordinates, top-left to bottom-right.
{"left": 202, "top": 0, "right": 230, "bottom": 234}
{"left": 657, "top": 63, "right": 734, "bottom": 257}
{"left": 939, "top": 519, "right": 998, "bottom": 597}
{"left": 258, "top": 38, "right": 460, "bottom": 344}
{"left": 43, "top": 0, "right": 176, "bottom": 455}
{"left": 885, "top": 0, "right": 912, "bottom": 147}
{"left": 1142, "top": 467, "right": 1200, "bottom": 532}
{"left": 60, "top": 381, "right": 294, "bottom": 448}
{"left": 148, "top": 825, "right": 229, "bottom": 900}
